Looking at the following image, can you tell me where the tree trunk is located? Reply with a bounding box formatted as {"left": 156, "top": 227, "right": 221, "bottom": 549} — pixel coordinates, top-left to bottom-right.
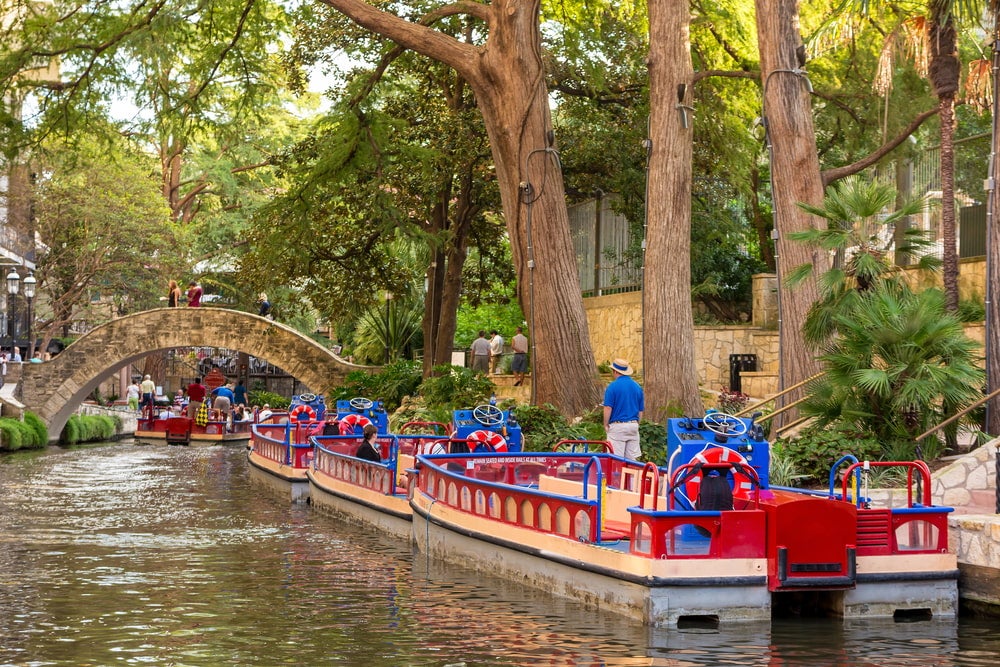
{"left": 643, "top": 0, "right": 703, "bottom": 419}
{"left": 928, "top": 13, "right": 960, "bottom": 312}
{"left": 985, "top": 20, "right": 1000, "bottom": 435}
{"left": 754, "top": 0, "right": 827, "bottom": 403}
{"left": 321, "top": 0, "right": 601, "bottom": 416}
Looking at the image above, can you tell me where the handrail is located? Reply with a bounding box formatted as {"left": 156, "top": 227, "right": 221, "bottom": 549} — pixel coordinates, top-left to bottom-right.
{"left": 734, "top": 372, "right": 824, "bottom": 420}
{"left": 914, "top": 386, "right": 1000, "bottom": 443}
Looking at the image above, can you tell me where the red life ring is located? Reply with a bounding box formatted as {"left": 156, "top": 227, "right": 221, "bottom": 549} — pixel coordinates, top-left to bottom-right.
{"left": 339, "top": 413, "right": 373, "bottom": 435}
{"left": 289, "top": 404, "right": 317, "bottom": 422}
{"left": 684, "top": 446, "right": 753, "bottom": 503}
{"left": 466, "top": 429, "right": 508, "bottom": 453}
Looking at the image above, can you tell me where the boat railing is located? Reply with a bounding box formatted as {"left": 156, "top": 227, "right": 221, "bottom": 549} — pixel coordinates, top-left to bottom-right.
{"left": 414, "top": 453, "right": 604, "bottom": 543}
{"left": 251, "top": 423, "right": 314, "bottom": 467}
{"left": 839, "top": 460, "right": 952, "bottom": 556}
{"left": 552, "top": 440, "right": 612, "bottom": 454}
{"left": 312, "top": 435, "right": 400, "bottom": 495}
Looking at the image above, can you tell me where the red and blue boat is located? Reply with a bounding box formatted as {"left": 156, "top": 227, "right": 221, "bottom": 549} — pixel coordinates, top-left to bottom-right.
{"left": 408, "top": 411, "right": 958, "bottom": 626}
{"left": 305, "top": 404, "right": 523, "bottom": 534}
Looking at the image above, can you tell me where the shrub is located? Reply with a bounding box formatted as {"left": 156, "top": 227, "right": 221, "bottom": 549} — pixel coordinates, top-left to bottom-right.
{"left": 59, "top": 414, "right": 118, "bottom": 445}
{"left": 417, "top": 365, "right": 494, "bottom": 408}
{"left": 22, "top": 412, "right": 49, "bottom": 446}
{"left": 0, "top": 419, "right": 25, "bottom": 451}
{"left": 248, "top": 389, "right": 289, "bottom": 410}
{"left": 775, "top": 423, "right": 883, "bottom": 486}
{"left": 638, "top": 419, "right": 667, "bottom": 463}
{"left": 716, "top": 387, "right": 749, "bottom": 414}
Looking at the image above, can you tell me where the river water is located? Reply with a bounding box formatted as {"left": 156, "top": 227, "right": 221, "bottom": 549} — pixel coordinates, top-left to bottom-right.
{"left": 0, "top": 442, "right": 998, "bottom": 666}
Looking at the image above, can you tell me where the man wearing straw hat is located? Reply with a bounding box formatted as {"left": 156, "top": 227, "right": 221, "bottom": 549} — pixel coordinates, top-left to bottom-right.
{"left": 602, "top": 358, "right": 644, "bottom": 460}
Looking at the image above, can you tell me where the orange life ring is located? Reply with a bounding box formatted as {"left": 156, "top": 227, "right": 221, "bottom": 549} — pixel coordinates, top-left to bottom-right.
{"left": 466, "top": 429, "right": 508, "bottom": 453}
{"left": 289, "top": 404, "right": 317, "bottom": 422}
{"left": 684, "top": 446, "right": 753, "bottom": 503}
{"left": 339, "top": 413, "right": 373, "bottom": 435}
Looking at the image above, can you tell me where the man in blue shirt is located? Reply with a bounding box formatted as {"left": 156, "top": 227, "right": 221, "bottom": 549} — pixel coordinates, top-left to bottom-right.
{"left": 602, "top": 358, "right": 644, "bottom": 460}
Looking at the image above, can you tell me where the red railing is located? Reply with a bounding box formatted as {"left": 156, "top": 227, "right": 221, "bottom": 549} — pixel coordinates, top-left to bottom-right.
{"left": 841, "top": 460, "right": 951, "bottom": 555}
{"left": 251, "top": 424, "right": 313, "bottom": 467}
{"left": 311, "top": 435, "right": 400, "bottom": 496}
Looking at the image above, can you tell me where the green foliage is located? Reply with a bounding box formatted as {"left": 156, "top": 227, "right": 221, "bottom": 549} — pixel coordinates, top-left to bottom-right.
{"left": 59, "top": 414, "right": 118, "bottom": 445}
{"left": 329, "top": 360, "right": 422, "bottom": 412}
{"left": 416, "top": 365, "right": 494, "bottom": 409}
{"left": 801, "top": 285, "right": 983, "bottom": 455}
{"left": 248, "top": 388, "right": 289, "bottom": 410}
{"left": 716, "top": 388, "right": 750, "bottom": 414}
{"left": 767, "top": 443, "right": 804, "bottom": 487}
{"left": 22, "top": 412, "right": 49, "bottom": 445}
{"left": 638, "top": 419, "right": 667, "bottom": 464}
{"left": 776, "top": 423, "right": 887, "bottom": 486}
{"left": 514, "top": 404, "right": 592, "bottom": 451}
{"left": 454, "top": 301, "right": 526, "bottom": 352}
{"left": 0, "top": 411, "right": 50, "bottom": 451}
{"left": 957, "top": 295, "right": 985, "bottom": 322}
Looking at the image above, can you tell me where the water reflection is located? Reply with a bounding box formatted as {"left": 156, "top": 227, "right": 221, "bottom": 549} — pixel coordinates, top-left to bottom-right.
{"left": 0, "top": 443, "right": 995, "bottom": 666}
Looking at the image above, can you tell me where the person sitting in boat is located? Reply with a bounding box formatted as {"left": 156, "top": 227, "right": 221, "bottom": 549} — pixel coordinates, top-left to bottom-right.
{"left": 355, "top": 424, "right": 382, "bottom": 463}
{"left": 233, "top": 405, "right": 249, "bottom": 422}
{"left": 258, "top": 404, "right": 272, "bottom": 422}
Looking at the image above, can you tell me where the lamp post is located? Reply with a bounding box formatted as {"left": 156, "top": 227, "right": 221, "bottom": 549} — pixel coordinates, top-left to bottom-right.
{"left": 6, "top": 268, "right": 19, "bottom": 351}
{"left": 23, "top": 272, "right": 35, "bottom": 359}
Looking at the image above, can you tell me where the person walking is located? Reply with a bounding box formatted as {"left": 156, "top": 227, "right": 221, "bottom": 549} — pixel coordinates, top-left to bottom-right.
{"left": 126, "top": 380, "right": 141, "bottom": 412}
{"left": 489, "top": 329, "right": 504, "bottom": 375}
{"left": 234, "top": 380, "right": 248, "bottom": 407}
{"left": 167, "top": 280, "right": 182, "bottom": 307}
{"left": 510, "top": 326, "right": 528, "bottom": 386}
{"left": 469, "top": 330, "right": 490, "bottom": 374}
{"left": 602, "top": 358, "right": 644, "bottom": 460}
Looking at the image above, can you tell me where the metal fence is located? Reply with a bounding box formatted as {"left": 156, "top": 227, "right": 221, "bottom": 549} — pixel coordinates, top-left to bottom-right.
{"left": 568, "top": 196, "right": 641, "bottom": 296}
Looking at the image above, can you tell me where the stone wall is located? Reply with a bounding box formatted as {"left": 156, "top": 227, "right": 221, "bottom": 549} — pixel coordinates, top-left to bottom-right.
{"left": 584, "top": 290, "right": 779, "bottom": 396}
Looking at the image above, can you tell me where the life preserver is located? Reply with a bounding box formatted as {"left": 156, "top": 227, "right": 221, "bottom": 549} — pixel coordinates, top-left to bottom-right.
{"left": 684, "top": 446, "right": 753, "bottom": 504}
{"left": 466, "top": 429, "right": 508, "bottom": 453}
{"left": 339, "top": 413, "right": 372, "bottom": 435}
{"left": 289, "top": 404, "right": 317, "bottom": 422}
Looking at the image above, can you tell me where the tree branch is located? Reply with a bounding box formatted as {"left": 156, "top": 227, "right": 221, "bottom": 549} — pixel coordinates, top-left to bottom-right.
{"left": 821, "top": 107, "right": 939, "bottom": 186}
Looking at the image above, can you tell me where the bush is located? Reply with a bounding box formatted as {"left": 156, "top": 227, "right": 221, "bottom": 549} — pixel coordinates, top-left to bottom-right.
{"left": 329, "top": 360, "right": 421, "bottom": 412}
{"left": 417, "top": 365, "right": 494, "bottom": 408}
{"left": 248, "top": 388, "right": 289, "bottom": 410}
{"left": 716, "top": 387, "right": 749, "bottom": 414}
{"left": 59, "top": 414, "right": 118, "bottom": 445}
{"left": 22, "top": 412, "right": 49, "bottom": 445}
{"left": 775, "top": 423, "right": 883, "bottom": 486}
{"left": 0, "top": 411, "right": 49, "bottom": 452}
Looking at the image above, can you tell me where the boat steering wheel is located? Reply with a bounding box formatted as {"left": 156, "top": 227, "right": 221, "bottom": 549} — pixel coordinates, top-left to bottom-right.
{"left": 349, "top": 397, "right": 374, "bottom": 411}
{"left": 472, "top": 404, "right": 504, "bottom": 427}
{"left": 298, "top": 392, "right": 317, "bottom": 403}
{"left": 703, "top": 412, "right": 748, "bottom": 438}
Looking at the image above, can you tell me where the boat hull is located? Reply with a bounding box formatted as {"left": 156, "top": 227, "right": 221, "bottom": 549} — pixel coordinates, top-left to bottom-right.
{"left": 135, "top": 429, "right": 250, "bottom": 446}
{"left": 410, "top": 487, "right": 770, "bottom": 626}
{"left": 307, "top": 467, "right": 412, "bottom": 539}
{"left": 246, "top": 450, "right": 310, "bottom": 503}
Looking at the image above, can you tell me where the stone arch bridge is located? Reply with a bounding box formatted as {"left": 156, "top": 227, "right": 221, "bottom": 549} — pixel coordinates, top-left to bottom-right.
{"left": 16, "top": 308, "right": 366, "bottom": 441}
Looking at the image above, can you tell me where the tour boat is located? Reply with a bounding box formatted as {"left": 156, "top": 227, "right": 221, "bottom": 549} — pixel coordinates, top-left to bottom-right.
{"left": 408, "top": 412, "right": 958, "bottom": 627}
{"left": 306, "top": 404, "right": 523, "bottom": 534}
{"left": 134, "top": 406, "right": 253, "bottom": 446}
{"left": 246, "top": 395, "right": 393, "bottom": 502}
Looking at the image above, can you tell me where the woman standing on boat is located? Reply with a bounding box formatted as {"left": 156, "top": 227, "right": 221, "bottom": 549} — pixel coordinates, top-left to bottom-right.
{"left": 356, "top": 424, "right": 382, "bottom": 462}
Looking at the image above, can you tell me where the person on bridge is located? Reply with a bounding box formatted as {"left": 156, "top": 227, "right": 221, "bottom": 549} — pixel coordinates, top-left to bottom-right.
{"left": 257, "top": 292, "right": 272, "bottom": 319}
{"left": 186, "top": 377, "right": 207, "bottom": 420}
{"left": 140, "top": 375, "right": 156, "bottom": 411}
{"left": 186, "top": 281, "right": 203, "bottom": 307}
{"left": 167, "top": 280, "right": 182, "bottom": 307}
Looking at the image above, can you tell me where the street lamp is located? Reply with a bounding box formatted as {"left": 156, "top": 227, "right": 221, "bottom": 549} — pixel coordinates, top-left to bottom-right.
{"left": 23, "top": 272, "right": 35, "bottom": 359}
{"left": 6, "top": 268, "right": 19, "bottom": 350}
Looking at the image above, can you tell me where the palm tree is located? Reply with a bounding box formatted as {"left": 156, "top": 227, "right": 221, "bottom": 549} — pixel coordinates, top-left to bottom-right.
{"left": 789, "top": 175, "right": 937, "bottom": 346}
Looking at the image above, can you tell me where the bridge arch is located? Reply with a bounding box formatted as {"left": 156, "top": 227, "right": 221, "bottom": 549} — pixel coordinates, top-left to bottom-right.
{"left": 18, "top": 308, "right": 366, "bottom": 440}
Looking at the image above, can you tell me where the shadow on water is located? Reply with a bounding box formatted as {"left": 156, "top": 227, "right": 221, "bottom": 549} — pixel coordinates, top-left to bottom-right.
{"left": 0, "top": 441, "right": 997, "bottom": 666}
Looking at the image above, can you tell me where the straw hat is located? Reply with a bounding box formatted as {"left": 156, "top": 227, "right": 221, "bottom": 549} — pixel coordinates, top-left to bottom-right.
{"left": 611, "top": 359, "right": 633, "bottom": 376}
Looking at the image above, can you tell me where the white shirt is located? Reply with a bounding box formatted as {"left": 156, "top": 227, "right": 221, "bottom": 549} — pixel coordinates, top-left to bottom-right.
{"left": 490, "top": 334, "right": 504, "bottom": 355}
